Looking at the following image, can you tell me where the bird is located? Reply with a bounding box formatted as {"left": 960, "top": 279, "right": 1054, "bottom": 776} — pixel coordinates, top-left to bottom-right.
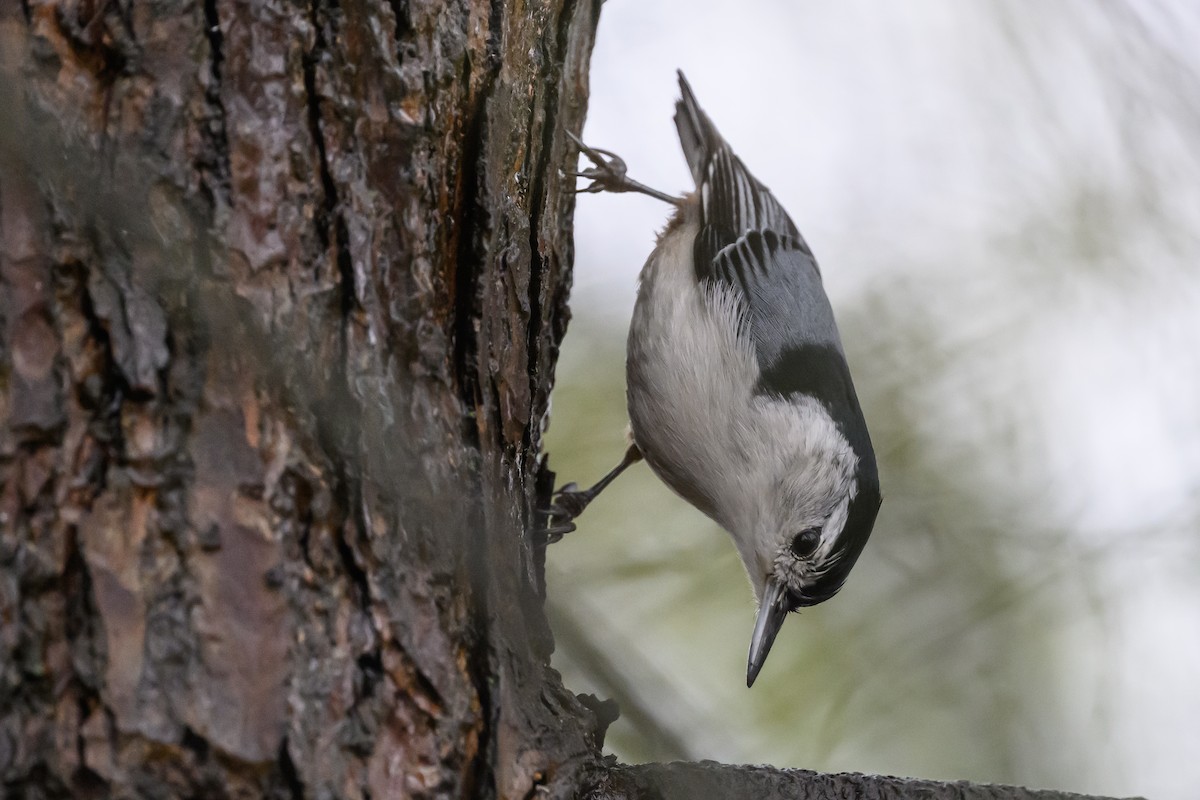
{"left": 547, "top": 72, "right": 881, "bottom": 688}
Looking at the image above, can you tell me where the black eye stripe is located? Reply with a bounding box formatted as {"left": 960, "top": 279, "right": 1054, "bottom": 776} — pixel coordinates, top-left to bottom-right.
{"left": 790, "top": 528, "right": 820, "bottom": 558}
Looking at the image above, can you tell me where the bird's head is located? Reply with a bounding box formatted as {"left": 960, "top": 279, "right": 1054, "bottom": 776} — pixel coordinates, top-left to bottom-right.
{"left": 734, "top": 394, "right": 882, "bottom": 687}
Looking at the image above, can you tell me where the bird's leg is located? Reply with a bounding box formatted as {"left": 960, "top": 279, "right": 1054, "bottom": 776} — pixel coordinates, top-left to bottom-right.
{"left": 543, "top": 443, "right": 643, "bottom": 542}
{"left": 565, "top": 132, "right": 682, "bottom": 206}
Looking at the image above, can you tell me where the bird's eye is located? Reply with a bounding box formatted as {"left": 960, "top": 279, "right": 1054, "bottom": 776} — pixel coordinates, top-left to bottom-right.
{"left": 790, "top": 528, "right": 821, "bottom": 558}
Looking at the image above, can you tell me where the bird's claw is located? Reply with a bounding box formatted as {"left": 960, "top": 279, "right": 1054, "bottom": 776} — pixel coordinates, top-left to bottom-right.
{"left": 542, "top": 521, "right": 577, "bottom": 544}
{"left": 564, "top": 131, "right": 633, "bottom": 195}
{"left": 550, "top": 483, "right": 596, "bottom": 518}
{"left": 540, "top": 481, "right": 596, "bottom": 543}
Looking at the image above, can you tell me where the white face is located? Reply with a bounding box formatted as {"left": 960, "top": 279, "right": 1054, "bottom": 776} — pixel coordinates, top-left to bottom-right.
{"left": 769, "top": 491, "right": 853, "bottom": 594}
{"left": 733, "top": 395, "right": 859, "bottom": 601}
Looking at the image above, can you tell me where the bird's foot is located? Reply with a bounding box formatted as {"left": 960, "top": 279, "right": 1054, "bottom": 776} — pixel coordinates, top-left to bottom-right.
{"left": 541, "top": 482, "right": 598, "bottom": 543}
{"left": 564, "top": 131, "right": 680, "bottom": 205}
{"left": 564, "top": 132, "right": 630, "bottom": 194}
{"left": 539, "top": 444, "right": 642, "bottom": 543}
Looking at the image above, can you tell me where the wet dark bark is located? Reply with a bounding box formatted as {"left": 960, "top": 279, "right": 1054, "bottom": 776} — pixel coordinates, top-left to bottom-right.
{"left": 0, "top": 3, "right": 1140, "bottom": 800}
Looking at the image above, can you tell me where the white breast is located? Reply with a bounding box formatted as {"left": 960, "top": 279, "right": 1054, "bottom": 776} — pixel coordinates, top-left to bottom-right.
{"left": 625, "top": 209, "right": 760, "bottom": 532}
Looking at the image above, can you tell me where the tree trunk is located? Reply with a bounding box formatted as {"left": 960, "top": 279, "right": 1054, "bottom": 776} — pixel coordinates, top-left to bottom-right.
{"left": 2, "top": 0, "right": 601, "bottom": 796}
{"left": 0, "top": 3, "right": 1138, "bottom": 799}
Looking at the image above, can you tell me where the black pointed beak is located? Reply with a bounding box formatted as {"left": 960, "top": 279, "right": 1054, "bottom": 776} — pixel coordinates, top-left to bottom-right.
{"left": 747, "top": 578, "right": 790, "bottom": 687}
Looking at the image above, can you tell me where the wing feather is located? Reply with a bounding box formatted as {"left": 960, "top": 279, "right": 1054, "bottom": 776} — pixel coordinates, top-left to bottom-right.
{"left": 712, "top": 231, "right": 843, "bottom": 369}
{"left": 673, "top": 73, "right": 850, "bottom": 405}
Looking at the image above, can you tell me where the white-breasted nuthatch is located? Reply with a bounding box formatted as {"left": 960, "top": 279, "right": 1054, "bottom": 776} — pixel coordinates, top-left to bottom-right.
{"left": 548, "top": 72, "right": 881, "bottom": 687}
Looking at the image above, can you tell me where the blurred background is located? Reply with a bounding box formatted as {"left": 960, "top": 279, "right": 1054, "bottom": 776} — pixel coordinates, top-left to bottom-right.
{"left": 543, "top": 2, "right": 1200, "bottom": 798}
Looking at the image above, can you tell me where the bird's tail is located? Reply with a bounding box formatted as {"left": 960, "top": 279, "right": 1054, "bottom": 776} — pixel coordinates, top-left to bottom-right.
{"left": 672, "top": 71, "right": 800, "bottom": 241}
{"left": 674, "top": 71, "right": 726, "bottom": 187}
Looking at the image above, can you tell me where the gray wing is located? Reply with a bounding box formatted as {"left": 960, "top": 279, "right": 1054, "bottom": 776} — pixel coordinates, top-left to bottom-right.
{"left": 712, "top": 229, "right": 844, "bottom": 369}
{"left": 674, "top": 72, "right": 841, "bottom": 373}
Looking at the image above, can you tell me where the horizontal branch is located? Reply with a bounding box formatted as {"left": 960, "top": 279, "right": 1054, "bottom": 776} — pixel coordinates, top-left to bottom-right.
{"left": 587, "top": 761, "right": 1142, "bottom": 800}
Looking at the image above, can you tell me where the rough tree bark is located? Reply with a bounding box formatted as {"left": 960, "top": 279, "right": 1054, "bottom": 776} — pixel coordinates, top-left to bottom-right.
{"left": 0, "top": 2, "right": 1137, "bottom": 799}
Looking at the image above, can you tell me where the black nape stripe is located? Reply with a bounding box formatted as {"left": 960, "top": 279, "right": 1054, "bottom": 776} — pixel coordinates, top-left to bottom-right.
{"left": 758, "top": 343, "right": 877, "bottom": 490}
